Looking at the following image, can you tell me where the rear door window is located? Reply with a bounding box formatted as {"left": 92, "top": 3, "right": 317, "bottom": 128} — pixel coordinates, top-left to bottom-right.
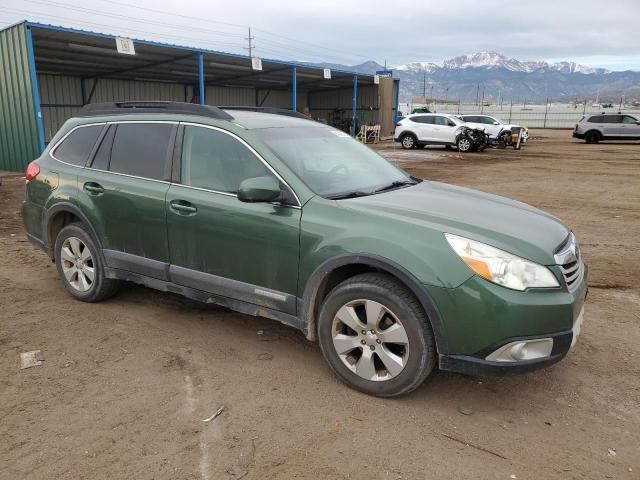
{"left": 412, "top": 116, "right": 434, "bottom": 124}
{"left": 602, "top": 115, "right": 622, "bottom": 123}
{"left": 434, "top": 116, "right": 451, "bottom": 126}
{"left": 53, "top": 125, "right": 103, "bottom": 166}
{"left": 588, "top": 115, "right": 604, "bottom": 123}
{"left": 109, "top": 123, "right": 176, "bottom": 181}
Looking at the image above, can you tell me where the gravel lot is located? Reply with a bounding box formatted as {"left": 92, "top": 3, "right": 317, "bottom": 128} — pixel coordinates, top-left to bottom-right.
{"left": 1, "top": 129, "right": 639, "bottom": 479}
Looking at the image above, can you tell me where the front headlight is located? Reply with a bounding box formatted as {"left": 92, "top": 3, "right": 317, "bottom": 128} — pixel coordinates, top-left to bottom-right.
{"left": 445, "top": 233, "right": 559, "bottom": 291}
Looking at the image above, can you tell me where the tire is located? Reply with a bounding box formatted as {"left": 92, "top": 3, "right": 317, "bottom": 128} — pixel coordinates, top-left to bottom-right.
{"left": 317, "top": 273, "right": 437, "bottom": 397}
{"left": 400, "top": 133, "right": 417, "bottom": 149}
{"left": 456, "top": 135, "right": 472, "bottom": 153}
{"left": 585, "top": 131, "right": 600, "bottom": 144}
{"left": 54, "top": 223, "right": 121, "bottom": 302}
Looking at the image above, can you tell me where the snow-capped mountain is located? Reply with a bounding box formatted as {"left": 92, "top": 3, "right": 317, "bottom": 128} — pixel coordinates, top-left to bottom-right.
{"left": 311, "top": 52, "right": 639, "bottom": 102}
{"left": 394, "top": 51, "right": 610, "bottom": 74}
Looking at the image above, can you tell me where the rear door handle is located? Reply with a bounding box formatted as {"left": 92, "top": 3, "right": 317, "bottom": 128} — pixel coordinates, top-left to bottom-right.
{"left": 83, "top": 182, "right": 104, "bottom": 195}
{"left": 170, "top": 200, "right": 197, "bottom": 214}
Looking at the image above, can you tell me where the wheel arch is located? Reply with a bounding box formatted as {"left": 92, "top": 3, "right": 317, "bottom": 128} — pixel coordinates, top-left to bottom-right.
{"left": 584, "top": 129, "right": 602, "bottom": 139}
{"left": 300, "top": 253, "right": 448, "bottom": 353}
{"left": 43, "top": 203, "right": 102, "bottom": 260}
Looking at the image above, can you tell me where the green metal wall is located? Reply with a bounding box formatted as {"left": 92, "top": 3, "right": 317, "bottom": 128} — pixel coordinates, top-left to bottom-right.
{"left": 0, "top": 23, "right": 40, "bottom": 172}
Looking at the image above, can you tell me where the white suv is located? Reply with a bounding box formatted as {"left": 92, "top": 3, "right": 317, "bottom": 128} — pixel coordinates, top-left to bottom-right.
{"left": 459, "top": 115, "right": 529, "bottom": 142}
{"left": 394, "top": 114, "right": 465, "bottom": 149}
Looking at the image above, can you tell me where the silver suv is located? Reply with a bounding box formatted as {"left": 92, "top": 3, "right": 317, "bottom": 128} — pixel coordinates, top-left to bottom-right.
{"left": 573, "top": 113, "right": 640, "bottom": 143}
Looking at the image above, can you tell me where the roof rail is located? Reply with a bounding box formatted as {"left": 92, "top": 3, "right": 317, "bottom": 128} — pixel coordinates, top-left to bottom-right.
{"left": 221, "top": 106, "right": 308, "bottom": 119}
{"left": 77, "top": 102, "right": 234, "bottom": 120}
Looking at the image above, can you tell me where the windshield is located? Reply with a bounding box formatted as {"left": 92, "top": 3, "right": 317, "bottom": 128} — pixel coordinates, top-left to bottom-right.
{"left": 254, "top": 126, "right": 413, "bottom": 198}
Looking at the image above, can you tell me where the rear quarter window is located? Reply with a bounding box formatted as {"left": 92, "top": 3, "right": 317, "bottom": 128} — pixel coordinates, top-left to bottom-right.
{"left": 588, "top": 115, "right": 604, "bottom": 123}
{"left": 53, "top": 125, "right": 103, "bottom": 166}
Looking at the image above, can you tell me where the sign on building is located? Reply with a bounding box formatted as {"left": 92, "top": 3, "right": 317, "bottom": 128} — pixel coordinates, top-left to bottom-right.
{"left": 115, "top": 37, "right": 135, "bottom": 55}
{"left": 375, "top": 70, "right": 393, "bottom": 78}
{"left": 374, "top": 75, "right": 380, "bottom": 84}
{"left": 251, "top": 57, "right": 263, "bottom": 71}
{"left": 323, "top": 68, "right": 331, "bottom": 79}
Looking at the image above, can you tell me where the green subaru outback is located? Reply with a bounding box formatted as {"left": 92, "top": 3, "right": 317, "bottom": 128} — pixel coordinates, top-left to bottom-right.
{"left": 22, "top": 102, "right": 587, "bottom": 397}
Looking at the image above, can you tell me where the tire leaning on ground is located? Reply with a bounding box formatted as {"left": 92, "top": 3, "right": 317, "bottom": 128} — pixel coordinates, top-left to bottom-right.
{"left": 317, "top": 273, "right": 437, "bottom": 397}
{"left": 585, "top": 131, "right": 600, "bottom": 144}
{"left": 54, "top": 223, "right": 121, "bottom": 302}
{"left": 400, "top": 133, "right": 417, "bottom": 149}
{"left": 457, "top": 135, "right": 472, "bottom": 153}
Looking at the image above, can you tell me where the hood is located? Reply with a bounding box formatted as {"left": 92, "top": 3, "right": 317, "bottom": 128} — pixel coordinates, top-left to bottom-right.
{"left": 341, "top": 181, "right": 569, "bottom": 265}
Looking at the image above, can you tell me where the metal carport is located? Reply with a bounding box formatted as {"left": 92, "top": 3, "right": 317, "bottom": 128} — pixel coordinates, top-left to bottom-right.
{"left": 0, "top": 21, "right": 400, "bottom": 172}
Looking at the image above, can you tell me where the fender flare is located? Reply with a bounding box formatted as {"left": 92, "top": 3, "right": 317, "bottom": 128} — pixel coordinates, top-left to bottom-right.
{"left": 42, "top": 202, "right": 102, "bottom": 259}
{"left": 299, "top": 253, "right": 448, "bottom": 354}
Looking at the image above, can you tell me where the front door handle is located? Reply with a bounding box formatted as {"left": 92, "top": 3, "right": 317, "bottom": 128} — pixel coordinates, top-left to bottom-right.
{"left": 170, "top": 200, "right": 197, "bottom": 214}
{"left": 83, "top": 182, "right": 104, "bottom": 195}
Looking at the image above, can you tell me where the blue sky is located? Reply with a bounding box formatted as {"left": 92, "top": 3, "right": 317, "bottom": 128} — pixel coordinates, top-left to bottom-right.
{"left": 1, "top": 0, "right": 638, "bottom": 71}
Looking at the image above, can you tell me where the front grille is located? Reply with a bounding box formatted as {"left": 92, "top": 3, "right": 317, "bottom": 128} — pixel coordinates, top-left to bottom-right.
{"left": 559, "top": 259, "right": 583, "bottom": 289}
{"left": 554, "top": 233, "right": 584, "bottom": 291}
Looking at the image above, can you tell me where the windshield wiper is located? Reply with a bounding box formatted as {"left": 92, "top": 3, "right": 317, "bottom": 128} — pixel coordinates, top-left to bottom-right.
{"left": 373, "top": 178, "right": 420, "bottom": 194}
{"left": 326, "top": 190, "right": 372, "bottom": 200}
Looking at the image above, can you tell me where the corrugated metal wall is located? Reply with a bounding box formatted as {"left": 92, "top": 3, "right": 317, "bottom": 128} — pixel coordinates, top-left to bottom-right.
{"left": 39, "top": 75, "right": 187, "bottom": 141}
{"left": 0, "top": 23, "right": 40, "bottom": 172}
{"left": 206, "top": 86, "right": 254, "bottom": 106}
{"left": 309, "top": 84, "right": 380, "bottom": 126}
{"left": 39, "top": 74, "right": 82, "bottom": 142}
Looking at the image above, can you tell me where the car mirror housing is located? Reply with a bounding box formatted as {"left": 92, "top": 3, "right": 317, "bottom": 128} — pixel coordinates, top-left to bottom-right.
{"left": 237, "top": 176, "right": 281, "bottom": 203}
{"left": 493, "top": 121, "right": 500, "bottom": 125}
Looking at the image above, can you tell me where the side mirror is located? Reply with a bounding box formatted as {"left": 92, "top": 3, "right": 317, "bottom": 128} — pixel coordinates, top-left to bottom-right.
{"left": 237, "top": 176, "right": 281, "bottom": 203}
{"left": 493, "top": 121, "right": 500, "bottom": 125}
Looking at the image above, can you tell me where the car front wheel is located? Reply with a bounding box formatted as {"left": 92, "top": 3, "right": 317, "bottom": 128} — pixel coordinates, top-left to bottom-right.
{"left": 457, "top": 136, "right": 472, "bottom": 152}
{"left": 317, "top": 273, "right": 437, "bottom": 397}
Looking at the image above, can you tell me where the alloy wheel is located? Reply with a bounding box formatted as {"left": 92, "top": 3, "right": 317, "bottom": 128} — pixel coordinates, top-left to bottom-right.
{"left": 402, "top": 135, "right": 415, "bottom": 149}
{"left": 458, "top": 137, "right": 471, "bottom": 152}
{"left": 331, "top": 299, "right": 410, "bottom": 381}
{"left": 60, "top": 236, "right": 95, "bottom": 292}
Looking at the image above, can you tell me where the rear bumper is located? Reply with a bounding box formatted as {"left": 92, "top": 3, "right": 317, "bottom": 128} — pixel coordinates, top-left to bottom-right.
{"left": 572, "top": 132, "right": 585, "bottom": 139}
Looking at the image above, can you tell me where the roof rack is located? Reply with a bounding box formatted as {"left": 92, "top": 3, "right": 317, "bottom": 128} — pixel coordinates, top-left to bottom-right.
{"left": 77, "top": 102, "right": 234, "bottom": 120}
{"left": 221, "top": 106, "right": 308, "bottom": 119}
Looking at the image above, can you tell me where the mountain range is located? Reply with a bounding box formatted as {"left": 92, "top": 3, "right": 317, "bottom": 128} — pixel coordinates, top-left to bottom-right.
{"left": 313, "top": 52, "right": 640, "bottom": 103}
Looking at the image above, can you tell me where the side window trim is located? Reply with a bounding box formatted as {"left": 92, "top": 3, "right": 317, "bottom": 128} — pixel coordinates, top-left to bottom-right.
{"left": 50, "top": 122, "right": 107, "bottom": 166}
{"left": 178, "top": 122, "right": 301, "bottom": 207}
{"left": 87, "top": 124, "right": 112, "bottom": 168}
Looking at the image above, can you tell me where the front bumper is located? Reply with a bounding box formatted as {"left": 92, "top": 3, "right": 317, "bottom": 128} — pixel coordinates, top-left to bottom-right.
{"left": 426, "top": 264, "right": 588, "bottom": 376}
{"left": 439, "top": 329, "right": 573, "bottom": 376}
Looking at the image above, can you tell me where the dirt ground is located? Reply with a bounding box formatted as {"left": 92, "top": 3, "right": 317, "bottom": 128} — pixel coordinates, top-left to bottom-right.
{"left": 1, "top": 130, "right": 639, "bottom": 480}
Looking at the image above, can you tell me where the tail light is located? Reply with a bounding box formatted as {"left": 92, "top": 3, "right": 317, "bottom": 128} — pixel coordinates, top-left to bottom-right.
{"left": 25, "top": 162, "right": 40, "bottom": 181}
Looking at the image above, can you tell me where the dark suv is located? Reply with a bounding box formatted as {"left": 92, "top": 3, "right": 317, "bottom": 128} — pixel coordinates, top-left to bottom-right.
{"left": 22, "top": 102, "right": 587, "bottom": 397}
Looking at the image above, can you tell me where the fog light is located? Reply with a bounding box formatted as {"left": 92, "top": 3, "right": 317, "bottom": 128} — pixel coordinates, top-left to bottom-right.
{"left": 485, "top": 338, "right": 553, "bottom": 362}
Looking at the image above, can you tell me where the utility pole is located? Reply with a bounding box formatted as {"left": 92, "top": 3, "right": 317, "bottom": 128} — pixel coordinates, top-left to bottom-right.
{"left": 244, "top": 27, "right": 255, "bottom": 58}
{"left": 423, "top": 69, "right": 426, "bottom": 99}
{"left": 475, "top": 84, "right": 480, "bottom": 106}
{"left": 429, "top": 82, "right": 436, "bottom": 111}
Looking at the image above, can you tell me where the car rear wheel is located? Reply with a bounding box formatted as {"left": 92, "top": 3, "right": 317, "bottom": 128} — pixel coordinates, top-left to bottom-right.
{"left": 585, "top": 131, "right": 600, "bottom": 144}
{"left": 400, "top": 134, "right": 417, "bottom": 149}
{"left": 317, "top": 273, "right": 437, "bottom": 397}
{"left": 54, "top": 223, "right": 121, "bottom": 302}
